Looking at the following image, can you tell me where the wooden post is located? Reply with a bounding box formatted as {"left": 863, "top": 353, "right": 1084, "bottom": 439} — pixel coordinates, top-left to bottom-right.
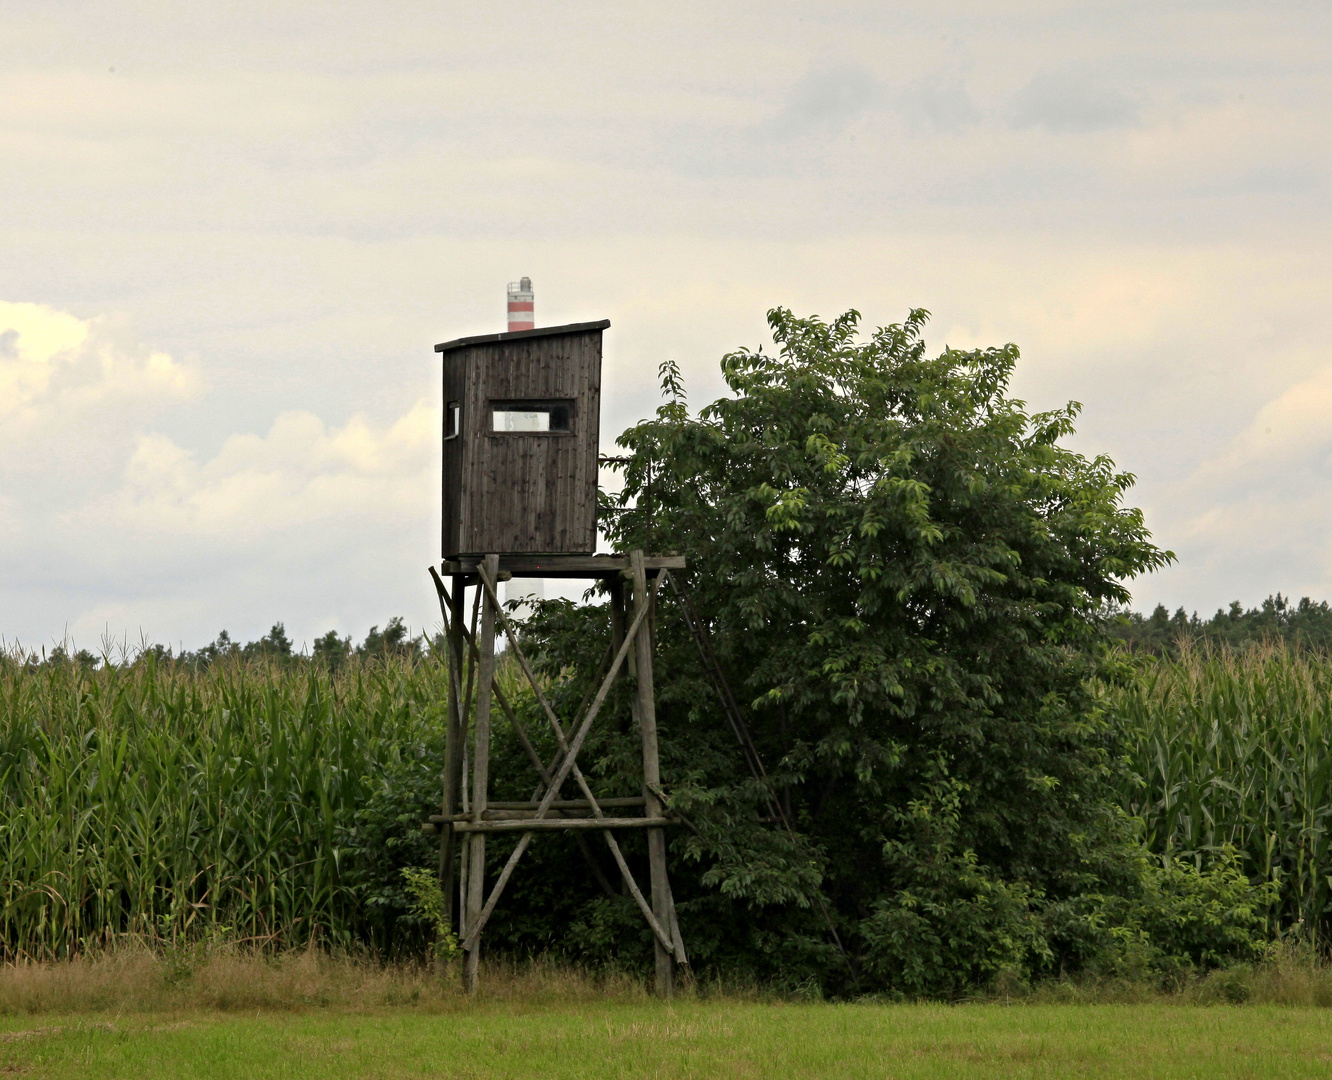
{"left": 464, "top": 554, "right": 498, "bottom": 993}
{"left": 630, "top": 550, "right": 674, "bottom": 996}
{"left": 609, "top": 576, "right": 628, "bottom": 738}
{"left": 440, "top": 575, "right": 467, "bottom": 939}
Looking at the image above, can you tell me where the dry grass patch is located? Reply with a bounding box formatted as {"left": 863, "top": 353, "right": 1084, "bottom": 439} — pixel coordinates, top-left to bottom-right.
{"left": 1010, "top": 944, "right": 1332, "bottom": 1007}
{"left": 0, "top": 946, "right": 656, "bottom": 1017}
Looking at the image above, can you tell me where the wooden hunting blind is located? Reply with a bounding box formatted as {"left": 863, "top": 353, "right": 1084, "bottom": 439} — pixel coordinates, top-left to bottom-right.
{"left": 425, "top": 315, "right": 690, "bottom": 998}
{"left": 435, "top": 320, "right": 608, "bottom": 558}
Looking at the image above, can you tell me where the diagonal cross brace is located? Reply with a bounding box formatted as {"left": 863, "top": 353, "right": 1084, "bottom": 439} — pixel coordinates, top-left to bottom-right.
{"left": 428, "top": 567, "right": 617, "bottom": 899}
{"left": 474, "top": 563, "right": 676, "bottom": 960}
{"left": 429, "top": 568, "right": 560, "bottom": 792}
{"left": 459, "top": 563, "right": 658, "bottom": 951}
{"left": 460, "top": 563, "right": 673, "bottom": 955}
{"left": 460, "top": 564, "right": 681, "bottom": 960}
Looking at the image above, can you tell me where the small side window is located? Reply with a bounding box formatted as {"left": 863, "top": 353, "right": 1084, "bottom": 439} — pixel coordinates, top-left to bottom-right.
{"left": 445, "top": 402, "right": 461, "bottom": 440}
{"left": 491, "top": 400, "right": 573, "bottom": 434}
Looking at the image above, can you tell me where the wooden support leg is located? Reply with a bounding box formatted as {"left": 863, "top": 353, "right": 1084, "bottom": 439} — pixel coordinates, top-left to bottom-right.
{"left": 447, "top": 559, "right": 684, "bottom": 983}
{"left": 630, "top": 550, "right": 674, "bottom": 997}
{"left": 457, "top": 832, "right": 470, "bottom": 939}
{"left": 464, "top": 555, "right": 498, "bottom": 993}
{"left": 609, "top": 576, "right": 627, "bottom": 675}
{"left": 440, "top": 574, "right": 467, "bottom": 939}
{"left": 457, "top": 565, "right": 677, "bottom": 959}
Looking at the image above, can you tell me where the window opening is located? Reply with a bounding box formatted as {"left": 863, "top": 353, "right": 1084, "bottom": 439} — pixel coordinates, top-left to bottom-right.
{"left": 491, "top": 400, "right": 572, "bottom": 433}
{"left": 445, "top": 402, "right": 461, "bottom": 440}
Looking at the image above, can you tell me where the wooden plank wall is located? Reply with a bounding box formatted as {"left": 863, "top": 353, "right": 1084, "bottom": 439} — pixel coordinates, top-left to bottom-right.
{"left": 443, "top": 327, "right": 601, "bottom": 555}
{"left": 442, "top": 348, "right": 466, "bottom": 556}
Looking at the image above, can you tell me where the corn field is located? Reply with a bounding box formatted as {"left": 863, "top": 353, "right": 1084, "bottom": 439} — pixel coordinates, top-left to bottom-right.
{"left": 0, "top": 651, "right": 455, "bottom": 959}
{"left": 7, "top": 642, "right": 1332, "bottom": 959}
{"left": 1112, "top": 647, "right": 1332, "bottom": 940}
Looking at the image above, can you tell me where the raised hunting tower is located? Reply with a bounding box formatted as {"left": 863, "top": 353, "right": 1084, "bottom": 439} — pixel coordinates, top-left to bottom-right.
{"left": 436, "top": 320, "right": 607, "bottom": 558}
{"left": 426, "top": 316, "right": 688, "bottom": 998}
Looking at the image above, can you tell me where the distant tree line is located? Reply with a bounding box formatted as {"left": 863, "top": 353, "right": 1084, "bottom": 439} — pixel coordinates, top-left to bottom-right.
{"left": 42, "top": 595, "right": 1330, "bottom": 672}
{"left": 1112, "top": 594, "right": 1332, "bottom": 655}
{"left": 36, "top": 616, "right": 427, "bottom": 671}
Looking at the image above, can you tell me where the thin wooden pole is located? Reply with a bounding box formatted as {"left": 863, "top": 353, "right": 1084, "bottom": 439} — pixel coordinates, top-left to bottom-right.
{"left": 464, "top": 555, "right": 498, "bottom": 993}
{"left": 458, "top": 580, "right": 479, "bottom": 948}
{"left": 609, "top": 576, "right": 627, "bottom": 674}
{"left": 440, "top": 574, "right": 466, "bottom": 935}
{"left": 457, "top": 834, "right": 469, "bottom": 942}
{"left": 631, "top": 549, "right": 674, "bottom": 997}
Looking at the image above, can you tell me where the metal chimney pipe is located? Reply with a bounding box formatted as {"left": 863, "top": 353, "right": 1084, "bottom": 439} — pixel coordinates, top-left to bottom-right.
{"left": 506, "top": 277, "right": 534, "bottom": 332}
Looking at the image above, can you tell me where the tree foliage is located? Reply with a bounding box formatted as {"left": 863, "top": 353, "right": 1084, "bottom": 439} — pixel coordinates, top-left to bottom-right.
{"left": 505, "top": 307, "right": 1268, "bottom": 993}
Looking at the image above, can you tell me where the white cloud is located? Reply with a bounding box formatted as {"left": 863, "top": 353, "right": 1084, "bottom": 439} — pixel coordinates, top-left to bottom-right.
{"left": 1135, "top": 364, "right": 1332, "bottom": 611}
{"left": 0, "top": 301, "right": 200, "bottom": 468}
{"left": 1205, "top": 367, "right": 1332, "bottom": 477}
{"left": 0, "top": 301, "right": 439, "bottom": 650}
{"left": 103, "top": 401, "right": 436, "bottom": 542}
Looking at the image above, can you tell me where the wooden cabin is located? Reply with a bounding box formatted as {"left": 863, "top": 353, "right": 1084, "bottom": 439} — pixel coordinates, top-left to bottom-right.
{"left": 435, "top": 319, "right": 608, "bottom": 557}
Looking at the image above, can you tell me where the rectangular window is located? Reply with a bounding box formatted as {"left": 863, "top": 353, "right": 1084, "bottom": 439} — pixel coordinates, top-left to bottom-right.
{"left": 445, "top": 402, "right": 461, "bottom": 440}
{"left": 491, "top": 400, "right": 573, "bottom": 434}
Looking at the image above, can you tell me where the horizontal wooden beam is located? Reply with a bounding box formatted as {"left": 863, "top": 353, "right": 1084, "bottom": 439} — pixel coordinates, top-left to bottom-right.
{"left": 489, "top": 797, "right": 646, "bottom": 810}
{"left": 440, "top": 554, "right": 685, "bottom": 580}
{"left": 428, "top": 797, "right": 645, "bottom": 824}
{"left": 450, "top": 816, "right": 674, "bottom": 834}
{"left": 435, "top": 810, "right": 624, "bottom": 823}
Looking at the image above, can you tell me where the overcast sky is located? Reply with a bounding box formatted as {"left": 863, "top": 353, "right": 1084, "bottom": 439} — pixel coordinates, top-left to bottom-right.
{"left": 3, "top": 1, "right": 1330, "bottom": 652}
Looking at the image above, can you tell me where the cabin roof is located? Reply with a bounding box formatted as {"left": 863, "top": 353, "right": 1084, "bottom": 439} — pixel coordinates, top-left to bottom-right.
{"left": 434, "top": 319, "right": 611, "bottom": 355}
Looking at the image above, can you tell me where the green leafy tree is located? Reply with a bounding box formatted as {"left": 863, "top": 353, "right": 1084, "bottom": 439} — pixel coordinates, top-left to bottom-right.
{"left": 182, "top": 629, "right": 239, "bottom": 668}
{"left": 505, "top": 307, "right": 1277, "bottom": 993}
{"left": 312, "top": 629, "right": 353, "bottom": 671}
{"left": 244, "top": 622, "right": 293, "bottom": 661}
{"left": 359, "top": 617, "right": 419, "bottom": 662}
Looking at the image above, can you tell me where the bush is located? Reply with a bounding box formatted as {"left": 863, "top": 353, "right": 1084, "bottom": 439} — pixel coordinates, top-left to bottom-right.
{"left": 505, "top": 306, "right": 1214, "bottom": 995}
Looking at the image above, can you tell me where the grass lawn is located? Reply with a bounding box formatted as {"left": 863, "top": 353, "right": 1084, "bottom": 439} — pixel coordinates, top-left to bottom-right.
{"left": 3, "top": 1002, "right": 1331, "bottom": 1079}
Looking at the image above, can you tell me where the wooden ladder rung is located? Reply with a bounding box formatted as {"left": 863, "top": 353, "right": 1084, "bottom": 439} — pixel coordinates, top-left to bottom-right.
{"left": 452, "top": 816, "right": 674, "bottom": 833}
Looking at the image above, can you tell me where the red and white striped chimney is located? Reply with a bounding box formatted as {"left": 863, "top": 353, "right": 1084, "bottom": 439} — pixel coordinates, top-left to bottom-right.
{"left": 506, "top": 277, "right": 534, "bottom": 332}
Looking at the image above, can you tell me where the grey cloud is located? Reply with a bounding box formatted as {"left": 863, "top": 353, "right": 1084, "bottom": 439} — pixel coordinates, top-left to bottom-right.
{"left": 1195, "top": 162, "right": 1326, "bottom": 198}
{"left": 657, "top": 65, "right": 883, "bottom": 183}
{"left": 1010, "top": 70, "right": 1140, "bottom": 133}
{"left": 768, "top": 66, "right": 880, "bottom": 139}
{"left": 900, "top": 76, "right": 982, "bottom": 133}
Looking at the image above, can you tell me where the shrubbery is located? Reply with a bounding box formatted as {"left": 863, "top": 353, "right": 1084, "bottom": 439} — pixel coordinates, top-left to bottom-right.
{"left": 490, "top": 307, "right": 1272, "bottom": 994}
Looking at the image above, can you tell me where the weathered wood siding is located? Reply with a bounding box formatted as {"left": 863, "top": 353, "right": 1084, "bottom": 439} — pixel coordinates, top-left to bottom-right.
{"left": 439, "top": 321, "right": 604, "bottom": 556}
{"left": 442, "top": 343, "right": 466, "bottom": 557}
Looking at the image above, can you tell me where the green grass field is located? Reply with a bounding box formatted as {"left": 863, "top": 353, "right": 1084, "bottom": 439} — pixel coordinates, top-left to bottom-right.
{"left": 4, "top": 1001, "right": 1332, "bottom": 1079}
{"left": 3, "top": 952, "right": 1331, "bottom": 1079}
